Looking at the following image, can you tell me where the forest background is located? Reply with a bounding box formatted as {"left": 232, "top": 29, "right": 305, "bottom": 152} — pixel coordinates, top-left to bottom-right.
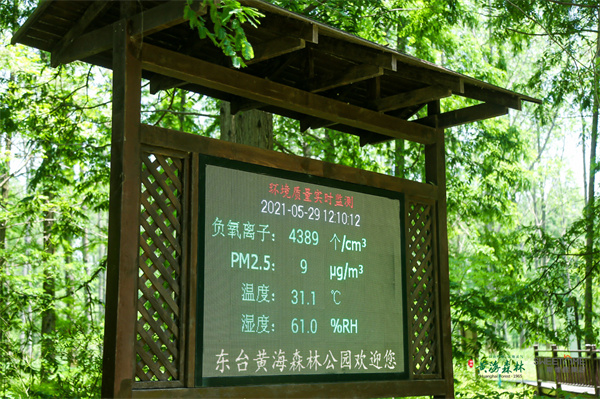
{"left": 0, "top": 0, "right": 599, "bottom": 397}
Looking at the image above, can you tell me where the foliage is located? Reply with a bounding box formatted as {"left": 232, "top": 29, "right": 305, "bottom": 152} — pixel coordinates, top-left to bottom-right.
{"left": 0, "top": 24, "right": 111, "bottom": 397}
{"left": 184, "top": 0, "right": 263, "bottom": 67}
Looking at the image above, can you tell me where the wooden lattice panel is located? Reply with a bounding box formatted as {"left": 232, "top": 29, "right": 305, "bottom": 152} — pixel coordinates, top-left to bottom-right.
{"left": 136, "top": 153, "right": 184, "bottom": 383}
{"left": 406, "top": 200, "right": 439, "bottom": 377}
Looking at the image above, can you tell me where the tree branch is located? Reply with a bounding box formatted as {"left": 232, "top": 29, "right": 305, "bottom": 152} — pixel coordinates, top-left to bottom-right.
{"left": 545, "top": 0, "right": 599, "bottom": 9}
{"left": 142, "top": 109, "right": 218, "bottom": 118}
{"left": 505, "top": 0, "right": 588, "bottom": 71}
{"left": 302, "top": 0, "right": 326, "bottom": 14}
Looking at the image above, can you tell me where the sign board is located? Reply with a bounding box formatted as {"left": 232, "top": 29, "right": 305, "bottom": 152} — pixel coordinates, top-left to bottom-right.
{"left": 196, "top": 155, "right": 407, "bottom": 386}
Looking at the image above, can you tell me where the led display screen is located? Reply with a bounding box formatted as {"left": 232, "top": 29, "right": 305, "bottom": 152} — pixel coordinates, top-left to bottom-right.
{"left": 197, "top": 156, "right": 406, "bottom": 386}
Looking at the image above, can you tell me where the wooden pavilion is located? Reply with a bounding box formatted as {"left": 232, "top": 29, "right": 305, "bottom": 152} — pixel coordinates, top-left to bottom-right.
{"left": 12, "top": 1, "right": 540, "bottom": 398}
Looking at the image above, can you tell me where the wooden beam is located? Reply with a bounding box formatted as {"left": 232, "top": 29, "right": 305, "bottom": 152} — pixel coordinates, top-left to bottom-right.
{"left": 415, "top": 103, "right": 508, "bottom": 129}
{"left": 230, "top": 98, "right": 266, "bottom": 114}
{"left": 392, "top": 62, "right": 464, "bottom": 94}
{"left": 312, "top": 35, "right": 397, "bottom": 71}
{"left": 261, "top": 50, "right": 303, "bottom": 81}
{"left": 52, "top": 23, "right": 114, "bottom": 67}
{"left": 140, "top": 43, "right": 436, "bottom": 144}
{"left": 461, "top": 83, "right": 522, "bottom": 110}
{"left": 374, "top": 86, "right": 452, "bottom": 112}
{"left": 150, "top": 76, "right": 186, "bottom": 94}
{"left": 367, "top": 76, "right": 381, "bottom": 101}
{"left": 359, "top": 132, "right": 389, "bottom": 146}
{"left": 53, "top": 1, "right": 205, "bottom": 66}
{"left": 246, "top": 37, "right": 305, "bottom": 65}
{"left": 360, "top": 105, "right": 427, "bottom": 146}
{"left": 51, "top": 0, "right": 114, "bottom": 67}
{"left": 309, "top": 64, "right": 384, "bottom": 93}
{"left": 300, "top": 116, "right": 336, "bottom": 132}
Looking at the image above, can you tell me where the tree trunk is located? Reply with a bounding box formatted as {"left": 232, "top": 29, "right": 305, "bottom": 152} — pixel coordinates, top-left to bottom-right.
{"left": 41, "top": 207, "right": 56, "bottom": 381}
{"left": 584, "top": 20, "right": 600, "bottom": 345}
{"left": 220, "top": 102, "right": 273, "bottom": 150}
{"left": 0, "top": 121, "right": 11, "bottom": 396}
{"left": 395, "top": 139, "right": 405, "bottom": 179}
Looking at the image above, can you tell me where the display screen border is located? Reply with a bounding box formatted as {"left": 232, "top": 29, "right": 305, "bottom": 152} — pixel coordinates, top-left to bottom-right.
{"left": 195, "top": 153, "right": 408, "bottom": 388}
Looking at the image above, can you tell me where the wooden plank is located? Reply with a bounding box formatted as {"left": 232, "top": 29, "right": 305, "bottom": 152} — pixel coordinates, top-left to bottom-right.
{"left": 132, "top": 378, "right": 448, "bottom": 398}
{"left": 462, "top": 83, "right": 523, "bottom": 110}
{"left": 50, "top": 0, "right": 114, "bottom": 67}
{"left": 246, "top": 11, "right": 318, "bottom": 44}
{"left": 101, "top": 20, "right": 142, "bottom": 399}
{"left": 140, "top": 124, "right": 438, "bottom": 200}
{"left": 311, "top": 35, "right": 396, "bottom": 71}
{"left": 415, "top": 103, "right": 508, "bottom": 129}
{"left": 54, "top": 1, "right": 205, "bottom": 66}
{"left": 247, "top": 37, "right": 305, "bottom": 65}
{"left": 309, "top": 64, "right": 383, "bottom": 93}
{"left": 374, "top": 86, "right": 452, "bottom": 112}
{"left": 140, "top": 44, "right": 436, "bottom": 144}
{"left": 133, "top": 380, "right": 183, "bottom": 390}
{"left": 391, "top": 62, "right": 463, "bottom": 94}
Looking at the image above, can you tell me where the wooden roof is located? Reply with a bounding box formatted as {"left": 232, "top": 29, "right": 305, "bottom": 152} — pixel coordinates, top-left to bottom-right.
{"left": 12, "top": 0, "right": 540, "bottom": 145}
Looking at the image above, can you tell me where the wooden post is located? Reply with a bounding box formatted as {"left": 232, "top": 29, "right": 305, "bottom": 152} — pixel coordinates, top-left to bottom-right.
{"left": 534, "top": 344, "right": 541, "bottom": 395}
{"left": 589, "top": 344, "right": 599, "bottom": 396}
{"left": 425, "top": 100, "right": 454, "bottom": 399}
{"left": 552, "top": 344, "right": 560, "bottom": 392}
{"left": 101, "top": 18, "right": 142, "bottom": 399}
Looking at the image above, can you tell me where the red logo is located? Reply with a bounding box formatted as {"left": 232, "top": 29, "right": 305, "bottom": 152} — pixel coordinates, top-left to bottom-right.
{"left": 468, "top": 359, "right": 474, "bottom": 368}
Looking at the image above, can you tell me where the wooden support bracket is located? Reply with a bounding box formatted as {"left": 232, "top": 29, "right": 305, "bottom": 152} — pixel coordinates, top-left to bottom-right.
{"left": 374, "top": 86, "right": 452, "bottom": 112}
{"left": 461, "top": 83, "right": 522, "bottom": 110}
{"left": 415, "top": 103, "right": 508, "bottom": 129}
{"left": 309, "top": 64, "right": 384, "bottom": 93}
{"left": 246, "top": 37, "right": 306, "bottom": 65}
{"left": 391, "top": 61, "right": 464, "bottom": 94}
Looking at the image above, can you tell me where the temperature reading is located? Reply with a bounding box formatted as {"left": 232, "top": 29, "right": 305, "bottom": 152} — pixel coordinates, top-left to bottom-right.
{"left": 291, "top": 289, "right": 316, "bottom": 305}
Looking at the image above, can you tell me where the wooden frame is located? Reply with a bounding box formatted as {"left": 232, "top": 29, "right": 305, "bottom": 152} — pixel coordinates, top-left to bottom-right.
{"left": 118, "top": 124, "right": 450, "bottom": 398}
